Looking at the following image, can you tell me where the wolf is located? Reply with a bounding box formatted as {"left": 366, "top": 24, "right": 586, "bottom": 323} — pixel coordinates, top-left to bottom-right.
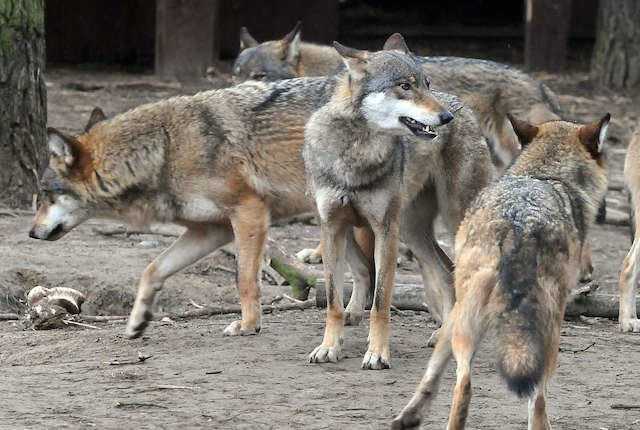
{"left": 234, "top": 25, "right": 562, "bottom": 169}
{"left": 618, "top": 127, "right": 640, "bottom": 332}
{"left": 304, "top": 39, "right": 494, "bottom": 369}
{"left": 391, "top": 113, "right": 610, "bottom": 429}
{"left": 29, "top": 78, "right": 340, "bottom": 339}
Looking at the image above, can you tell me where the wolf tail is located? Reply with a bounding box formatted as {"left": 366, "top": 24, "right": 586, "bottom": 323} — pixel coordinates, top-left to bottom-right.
{"left": 494, "top": 310, "right": 545, "bottom": 398}
{"left": 493, "top": 251, "right": 548, "bottom": 398}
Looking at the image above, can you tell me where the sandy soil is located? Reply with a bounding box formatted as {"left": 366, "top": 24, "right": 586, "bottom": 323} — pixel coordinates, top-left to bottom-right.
{"left": 1, "top": 62, "right": 640, "bottom": 429}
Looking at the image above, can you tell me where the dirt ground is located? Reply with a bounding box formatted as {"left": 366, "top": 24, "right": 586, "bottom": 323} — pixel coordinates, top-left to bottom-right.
{"left": 1, "top": 58, "right": 640, "bottom": 429}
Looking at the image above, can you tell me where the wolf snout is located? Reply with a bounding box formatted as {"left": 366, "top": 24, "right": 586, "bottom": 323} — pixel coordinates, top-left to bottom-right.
{"left": 439, "top": 111, "right": 454, "bottom": 125}
{"left": 28, "top": 228, "right": 39, "bottom": 239}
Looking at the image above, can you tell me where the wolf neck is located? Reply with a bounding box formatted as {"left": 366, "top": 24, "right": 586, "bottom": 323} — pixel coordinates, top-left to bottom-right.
{"left": 508, "top": 147, "right": 607, "bottom": 220}
{"left": 297, "top": 43, "right": 343, "bottom": 77}
{"left": 82, "top": 121, "right": 169, "bottom": 215}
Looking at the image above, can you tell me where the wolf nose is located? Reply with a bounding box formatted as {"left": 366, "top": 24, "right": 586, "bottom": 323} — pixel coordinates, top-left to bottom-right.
{"left": 28, "top": 228, "right": 38, "bottom": 239}
{"left": 439, "top": 111, "right": 454, "bottom": 125}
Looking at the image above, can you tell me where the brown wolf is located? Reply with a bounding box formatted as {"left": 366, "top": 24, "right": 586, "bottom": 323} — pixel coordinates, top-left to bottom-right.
{"left": 618, "top": 127, "right": 640, "bottom": 332}
{"left": 391, "top": 113, "right": 610, "bottom": 429}
{"left": 234, "top": 25, "right": 562, "bottom": 168}
{"left": 304, "top": 39, "right": 494, "bottom": 369}
{"left": 29, "top": 78, "right": 338, "bottom": 339}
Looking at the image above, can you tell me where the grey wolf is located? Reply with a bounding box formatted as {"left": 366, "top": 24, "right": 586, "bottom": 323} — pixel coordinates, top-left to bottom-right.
{"left": 391, "top": 114, "right": 610, "bottom": 429}
{"left": 618, "top": 127, "right": 640, "bottom": 332}
{"left": 29, "top": 78, "right": 339, "bottom": 339}
{"left": 233, "top": 26, "right": 562, "bottom": 169}
{"left": 304, "top": 38, "right": 494, "bottom": 369}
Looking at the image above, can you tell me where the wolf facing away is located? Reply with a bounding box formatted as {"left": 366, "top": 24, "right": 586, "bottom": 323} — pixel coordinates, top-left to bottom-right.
{"left": 391, "top": 114, "right": 610, "bottom": 429}
{"left": 618, "top": 128, "right": 640, "bottom": 332}
{"left": 234, "top": 25, "right": 562, "bottom": 168}
{"left": 304, "top": 39, "right": 494, "bottom": 369}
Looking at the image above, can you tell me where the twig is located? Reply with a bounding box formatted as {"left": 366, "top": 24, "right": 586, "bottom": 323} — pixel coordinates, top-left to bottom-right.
{"left": 138, "top": 385, "right": 198, "bottom": 392}
{"left": 63, "top": 319, "right": 100, "bottom": 329}
{"left": 611, "top": 404, "right": 640, "bottom": 410}
{"left": 116, "top": 401, "right": 168, "bottom": 409}
{"left": 0, "top": 313, "right": 19, "bottom": 320}
{"left": 205, "top": 370, "right": 223, "bottom": 375}
{"left": 189, "top": 300, "right": 204, "bottom": 309}
{"left": 79, "top": 315, "right": 127, "bottom": 322}
{"left": 283, "top": 293, "right": 304, "bottom": 303}
{"left": 104, "top": 353, "right": 152, "bottom": 366}
{"left": 559, "top": 342, "right": 596, "bottom": 354}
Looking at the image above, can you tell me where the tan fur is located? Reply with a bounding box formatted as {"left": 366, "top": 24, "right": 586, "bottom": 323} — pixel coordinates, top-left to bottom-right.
{"left": 392, "top": 115, "right": 609, "bottom": 429}
{"left": 618, "top": 128, "right": 640, "bottom": 332}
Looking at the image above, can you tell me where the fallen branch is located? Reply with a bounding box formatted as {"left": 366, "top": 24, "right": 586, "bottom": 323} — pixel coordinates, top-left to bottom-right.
{"left": 104, "top": 352, "right": 152, "bottom": 366}
{"left": 266, "top": 241, "right": 317, "bottom": 300}
{"left": 315, "top": 281, "right": 639, "bottom": 319}
{"left": 0, "top": 313, "right": 19, "bottom": 321}
{"left": 115, "top": 401, "right": 167, "bottom": 409}
{"left": 177, "top": 299, "right": 313, "bottom": 318}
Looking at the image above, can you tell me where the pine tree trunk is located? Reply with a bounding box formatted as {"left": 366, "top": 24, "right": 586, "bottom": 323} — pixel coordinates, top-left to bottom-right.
{"left": 0, "top": 0, "right": 47, "bottom": 207}
{"left": 591, "top": 0, "right": 640, "bottom": 89}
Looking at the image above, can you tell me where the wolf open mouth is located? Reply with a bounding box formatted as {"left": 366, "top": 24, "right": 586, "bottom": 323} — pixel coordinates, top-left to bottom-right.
{"left": 399, "top": 116, "right": 438, "bottom": 139}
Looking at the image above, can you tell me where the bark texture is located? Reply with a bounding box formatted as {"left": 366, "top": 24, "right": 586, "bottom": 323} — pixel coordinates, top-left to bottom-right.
{"left": 0, "top": 0, "right": 47, "bottom": 207}
{"left": 591, "top": 0, "right": 640, "bottom": 89}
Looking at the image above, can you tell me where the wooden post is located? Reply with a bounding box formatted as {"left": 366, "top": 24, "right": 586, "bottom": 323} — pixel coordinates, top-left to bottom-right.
{"left": 155, "top": 0, "right": 219, "bottom": 80}
{"left": 524, "top": 0, "right": 572, "bottom": 71}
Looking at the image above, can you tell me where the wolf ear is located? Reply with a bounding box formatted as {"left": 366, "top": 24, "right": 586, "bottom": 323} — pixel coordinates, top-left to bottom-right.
{"left": 507, "top": 113, "right": 539, "bottom": 147}
{"left": 281, "top": 21, "right": 302, "bottom": 65}
{"left": 333, "top": 41, "right": 368, "bottom": 73}
{"left": 579, "top": 113, "right": 610, "bottom": 157}
{"left": 383, "top": 33, "right": 410, "bottom": 54}
{"left": 84, "top": 107, "right": 107, "bottom": 132}
{"left": 47, "top": 128, "right": 77, "bottom": 172}
{"left": 239, "top": 26, "right": 259, "bottom": 50}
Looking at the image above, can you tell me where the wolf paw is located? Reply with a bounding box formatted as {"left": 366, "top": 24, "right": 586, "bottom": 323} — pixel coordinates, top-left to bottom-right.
{"left": 619, "top": 318, "right": 640, "bottom": 332}
{"left": 125, "top": 310, "right": 153, "bottom": 339}
{"left": 391, "top": 411, "right": 422, "bottom": 429}
{"left": 223, "top": 320, "right": 261, "bottom": 336}
{"left": 296, "top": 248, "right": 323, "bottom": 264}
{"left": 309, "top": 344, "right": 341, "bottom": 363}
{"left": 426, "top": 328, "right": 441, "bottom": 347}
{"left": 361, "top": 350, "right": 390, "bottom": 370}
{"left": 344, "top": 311, "right": 363, "bottom": 326}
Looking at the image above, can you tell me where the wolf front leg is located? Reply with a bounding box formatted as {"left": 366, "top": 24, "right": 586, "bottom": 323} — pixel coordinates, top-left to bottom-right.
{"left": 309, "top": 218, "right": 348, "bottom": 363}
{"left": 126, "top": 223, "right": 234, "bottom": 339}
{"left": 362, "top": 205, "right": 401, "bottom": 370}
{"left": 224, "top": 195, "right": 270, "bottom": 336}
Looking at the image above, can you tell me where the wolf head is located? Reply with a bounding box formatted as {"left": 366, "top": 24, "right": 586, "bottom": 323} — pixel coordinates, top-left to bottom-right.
{"left": 29, "top": 108, "right": 107, "bottom": 241}
{"left": 232, "top": 22, "right": 302, "bottom": 83}
{"left": 507, "top": 113, "right": 611, "bottom": 208}
{"left": 335, "top": 34, "right": 453, "bottom": 139}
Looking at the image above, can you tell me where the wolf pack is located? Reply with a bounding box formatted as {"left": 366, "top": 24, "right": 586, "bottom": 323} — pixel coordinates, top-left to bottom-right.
{"left": 27, "top": 22, "right": 640, "bottom": 429}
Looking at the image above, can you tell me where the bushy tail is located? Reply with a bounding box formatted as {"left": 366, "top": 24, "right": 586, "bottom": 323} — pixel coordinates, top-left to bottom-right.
{"left": 494, "top": 304, "right": 546, "bottom": 397}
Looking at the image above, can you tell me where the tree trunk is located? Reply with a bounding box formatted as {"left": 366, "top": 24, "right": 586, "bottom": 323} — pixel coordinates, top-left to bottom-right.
{"left": 591, "top": 0, "right": 640, "bottom": 89}
{"left": 0, "top": 0, "right": 47, "bottom": 207}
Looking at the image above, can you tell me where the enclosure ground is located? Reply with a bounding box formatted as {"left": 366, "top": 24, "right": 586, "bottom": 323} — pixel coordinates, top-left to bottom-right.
{"left": 0, "top": 63, "right": 639, "bottom": 429}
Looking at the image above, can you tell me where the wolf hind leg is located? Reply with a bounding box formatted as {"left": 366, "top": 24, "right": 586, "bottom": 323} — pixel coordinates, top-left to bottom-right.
{"left": 391, "top": 303, "right": 457, "bottom": 429}
{"left": 126, "top": 223, "right": 233, "bottom": 339}
{"left": 224, "top": 196, "right": 270, "bottom": 336}
{"left": 400, "top": 193, "right": 455, "bottom": 346}
{"left": 619, "top": 238, "right": 640, "bottom": 332}
{"left": 344, "top": 227, "right": 374, "bottom": 326}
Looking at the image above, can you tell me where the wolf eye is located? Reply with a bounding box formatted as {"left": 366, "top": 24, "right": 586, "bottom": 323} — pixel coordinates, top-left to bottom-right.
{"left": 251, "top": 72, "right": 267, "bottom": 80}
{"left": 400, "top": 82, "right": 411, "bottom": 91}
